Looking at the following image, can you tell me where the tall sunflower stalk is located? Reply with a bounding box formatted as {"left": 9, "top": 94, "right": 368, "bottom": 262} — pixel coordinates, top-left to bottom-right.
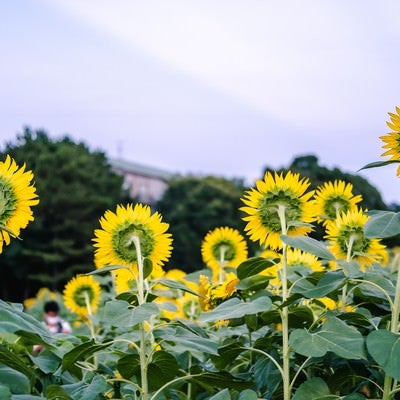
{"left": 93, "top": 203, "right": 173, "bottom": 400}
{"left": 241, "top": 171, "right": 315, "bottom": 400}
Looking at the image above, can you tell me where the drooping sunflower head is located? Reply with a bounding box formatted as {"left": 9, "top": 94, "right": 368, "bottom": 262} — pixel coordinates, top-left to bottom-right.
{"left": 325, "top": 207, "right": 386, "bottom": 268}
{"left": 201, "top": 227, "right": 248, "bottom": 280}
{"left": 240, "top": 171, "right": 315, "bottom": 249}
{"left": 93, "top": 203, "right": 173, "bottom": 277}
{"left": 380, "top": 106, "right": 400, "bottom": 176}
{"left": 63, "top": 275, "right": 101, "bottom": 317}
{"left": 0, "top": 155, "right": 39, "bottom": 253}
{"left": 312, "top": 180, "right": 362, "bottom": 225}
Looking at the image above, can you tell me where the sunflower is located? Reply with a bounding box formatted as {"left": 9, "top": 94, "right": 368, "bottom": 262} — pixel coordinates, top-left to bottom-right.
{"left": 93, "top": 203, "right": 173, "bottom": 278}
{"left": 262, "top": 248, "right": 323, "bottom": 287}
{"left": 0, "top": 155, "right": 39, "bottom": 253}
{"left": 240, "top": 171, "right": 315, "bottom": 249}
{"left": 380, "top": 106, "right": 400, "bottom": 175}
{"left": 63, "top": 275, "right": 101, "bottom": 316}
{"left": 325, "top": 207, "right": 386, "bottom": 268}
{"left": 312, "top": 180, "right": 362, "bottom": 225}
{"left": 201, "top": 227, "right": 248, "bottom": 281}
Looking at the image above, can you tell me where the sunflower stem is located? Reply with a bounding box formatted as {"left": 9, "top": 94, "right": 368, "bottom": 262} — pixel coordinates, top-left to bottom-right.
{"left": 132, "top": 235, "right": 149, "bottom": 400}
{"left": 277, "top": 204, "right": 290, "bottom": 400}
{"left": 218, "top": 245, "right": 228, "bottom": 284}
{"left": 83, "top": 291, "right": 98, "bottom": 369}
{"left": 341, "top": 234, "right": 356, "bottom": 312}
{"left": 383, "top": 255, "right": 400, "bottom": 400}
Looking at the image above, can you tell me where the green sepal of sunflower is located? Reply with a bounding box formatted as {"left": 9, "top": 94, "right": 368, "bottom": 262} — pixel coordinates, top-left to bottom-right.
{"left": 0, "top": 224, "right": 20, "bottom": 239}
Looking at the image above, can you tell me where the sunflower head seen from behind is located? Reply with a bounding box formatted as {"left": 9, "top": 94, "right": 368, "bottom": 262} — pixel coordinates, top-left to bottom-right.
{"left": 240, "top": 171, "right": 315, "bottom": 249}
{"left": 0, "top": 155, "right": 39, "bottom": 253}
{"left": 380, "top": 106, "right": 400, "bottom": 176}
{"left": 312, "top": 180, "right": 362, "bottom": 225}
{"left": 325, "top": 207, "right": 386, "bottom": 269}
{"left": 63, "top": 275, "right": 101, "bottom": 317}
{"left": 201, "top": 226, "right": 248, "bottom": 282}
{"left": 93, "top": 203, "right": 173, "bottom": 278}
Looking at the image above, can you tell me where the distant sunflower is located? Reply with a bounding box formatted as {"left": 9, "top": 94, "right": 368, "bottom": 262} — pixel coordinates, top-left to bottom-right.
{"left": 380, "top": 106, "right": 400, "bottom": 175}
{"left": 93, "top": 203, "right": 172, "bottom": 277}
{"left": 201, "top": 227, "right": 248, "bottom": 281}
{"left": 63, "top": 275, "right": 101, "bottom": 316}
{"left": 240, "top": 171, "right": 315, "bottom": 249}
{"left": 113, "top": 268, "right": 136, "bottom": 294}
{"left": 325, "top": 207, "right": 386, "bottom": 268}
{"left": 312, "top": 180, "right": 362, "bottom": 225}
{"left": 0, "top": 155, "right": 39, "bottom": 253}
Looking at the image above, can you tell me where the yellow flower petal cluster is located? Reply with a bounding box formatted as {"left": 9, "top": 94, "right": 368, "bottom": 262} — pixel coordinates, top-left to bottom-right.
{"left": 325, "top": 207, "right": 386, "bottom": 269}
{"left": 0, "top": 155, "right": 39, "bottom": 253}
{"left": 63, "top": 275, "right": 101, "bottom": 317}
{"left": 93, "top": 203, "right": 173, "bottom": 279}
{"left": 241, "top": 171, "right": 315, "bottom": 249}
{"left": 201, "top": 227, "right": 248, "bottom": 281}
{"left": 312, "top": 180, "right": 362, "bottom": 225}
{"left": 380, "top": 106, "right": 400, "bottom": 175}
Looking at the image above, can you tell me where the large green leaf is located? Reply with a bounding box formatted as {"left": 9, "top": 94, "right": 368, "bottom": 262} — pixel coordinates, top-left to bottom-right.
{"left": 292, "top": 378, "right": 334, "bottom": 400}
{"left": 235, "top": 275, "right": 272, "bottom": 291}
{"left": 237, "top": 389, "right": 259, "bottom": 400}
{"left": 188, "top": 371, "right": 253, "bottom": 391}
{"left": 101, "top": 300, "right": 159, "bottom": 328}
{"left": 45, "top": 386, "right": 73, "bottom": 400}
{"left": 0, "top": 301, "right": 53, "bottom": 343}
{"left": 366, "top": 330, "right": 400, "bottom": 380}
{"left": 290, "top": 313, "right": 365, "bottom": 359}
{"left": 62, "top": 375, "right": 108, "bottom": 400}
{"left": 148, "top": 351, "right": 179, "bottom": 390}
{"left": 0, "top": 385, "right": 11, "bottom": 400}
{"left": 237, "top": 257, "right": 277, "bottom": 279}
{"left": 199, "top": 297, "right": 272, "bottom": 323}
{"left": 117, "top": 354, "right": 140, "bottom": 379}
{"left": 280, "top": 235, "right": 335, "bottom": 260}
{"left": 0, "top": 345, "right": 37, "bottom": 384}
{"left": 29, "top": 350, "right": 61, "bottom": 374}
{"left": 156, "top": 326, "right": 218, "bottom": 356}
{"left": 364, "top": 211, "right": 400, "bottom": 238}
{"left": 291, "top": 271, "right": 346, "bottom": 299}
{"left": 0, "top": 365, "right": 30, "bottom": 394}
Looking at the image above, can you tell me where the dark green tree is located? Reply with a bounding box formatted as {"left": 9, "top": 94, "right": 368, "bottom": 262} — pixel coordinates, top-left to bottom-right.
{"left": 0, "top": 128, "right": 126, "bottom": 301}
{"left": 157, "top": 176, "right": 251, "bottom": 272}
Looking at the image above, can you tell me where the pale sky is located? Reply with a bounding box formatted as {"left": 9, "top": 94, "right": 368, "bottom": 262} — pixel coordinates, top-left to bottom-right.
{"left": 1, "top": 1, "right": 400, "bottom": 204}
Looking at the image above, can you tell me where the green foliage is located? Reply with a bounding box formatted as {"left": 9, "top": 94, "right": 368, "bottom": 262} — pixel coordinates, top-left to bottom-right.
{"left": 157, "top": 176, "right": 249, "bottom": 272}
{"left": 0, "top": 128, "right": 126, "bottom": 300}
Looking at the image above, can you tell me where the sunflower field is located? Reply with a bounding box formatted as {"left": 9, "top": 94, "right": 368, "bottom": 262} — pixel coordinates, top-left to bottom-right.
{"left": 1, "top": 108, "right": 400, "bottom": 400}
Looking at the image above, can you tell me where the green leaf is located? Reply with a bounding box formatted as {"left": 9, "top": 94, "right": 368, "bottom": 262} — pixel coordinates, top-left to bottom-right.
{"left": 337, "top": 260, "right": 364, "bottom": 278}
{"left": 359, "top": 159, "right": 400, "bottom": 171}
{"left": 281, "top": 235, "right": 335, "bottom": 260}
{"left": 61, "top": 340, "right": 112, "bottom": 377}
{"left": 148, "top": 351, "right": 179, "bottom": 390}
{"left": 154, "top": 278, "right": 200, "bottom": 296}
{"left": 0, "top": 365, "right": 30, "bottom": 394}
{"left": 211, "top": 343, "right": 245, "bottom": 369}
{"left": 237, "top": 389, "right": 259, "bottom": 400}
{"left": 289, "top": 313, "right": 365, "bottom": 359}
{"left": 237, "top": 257, "right": 277, "bottom": 279}
{"left": 29, "top": 350, "right": 61, "bottom": 374}
{"left": 62, "top": 375, "right": 108, "bottom": 400}
{"left": 292, "top": 270, "right": 346, "bottom": 299}
{"left": 101, "top": 300, "right": 159, "bottom": 328}
{"left": 188, "top": 371, "right": 253, "bottom": 391}
{"left": 45, "top": 386, "right": 73, "bottom": 400}
{"left": 199, "top": 297, "right": 272, "bottom": 323}
{"left": 235, "top": 274, "right": 272, "bottom": 291}
{"left": 292, "top": 377, "right": 334, "bottom": 400}
{"left": 0, "top": 345, "right": 37, "bottom": 384}
{"left": 85, "top": 264, "right": 130, "bottom": 275}
{"left": 143, "top": 257, "right": 153, "bottom": 279}
{"left": 364, "top": 211, "right": 400, "bottom": 238}
{"left": 367, "top": 330, "right": 400, "bottom": 380}
{"left": 11, "top": 396, "right": 46, "bottom": 400}
{"left": 117, "top": 354, "right": 140, "bottom": 379}
{"left": 209, "top": 388, "right": 231, "bottom": 400}
{"left": 0, "top": 385, "right": 11, "bottom": 400}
